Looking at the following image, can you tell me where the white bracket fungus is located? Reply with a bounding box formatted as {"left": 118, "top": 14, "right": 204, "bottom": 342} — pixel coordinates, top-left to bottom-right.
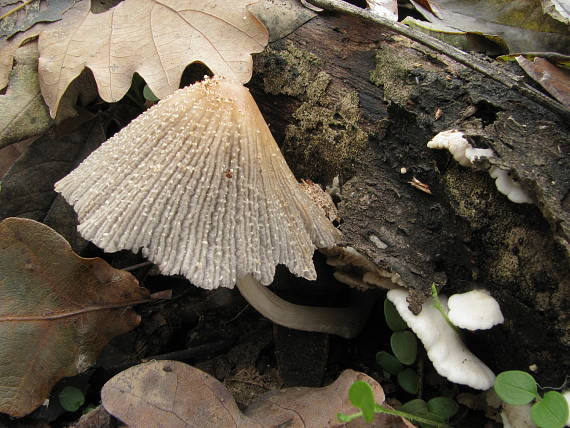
{"left": 56, "top": 76, "right": 377, "bottom": 338}
{"left": 427, "top": 130, "right": 533, "bottom": 204}
{"left": 447, "top": 289, "right": 504, "bottom": 330}
{"left": 387, "top": 288, "right": 496, "bottom": 390}
{"left": 489, "top": 166, "right": 533, "bottom": 204}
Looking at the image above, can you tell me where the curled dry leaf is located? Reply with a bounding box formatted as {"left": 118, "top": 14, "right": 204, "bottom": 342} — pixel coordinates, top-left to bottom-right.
{"left": 542, "top": 0, "right": 570, "bottom": 25}
{"left": 102, "top": 360, "right": 412, "bottom": 428}
{"left": 410, "top": 0, "right": 570, "bottom": 54}
{"left": 0, "top": 217, "right": 150, "bottom": 417}
{"left": 38, "top": 0, "right": 269, "bottom": 117}
{"left": 516, "top": 55, "right": 570, "bottom": 107}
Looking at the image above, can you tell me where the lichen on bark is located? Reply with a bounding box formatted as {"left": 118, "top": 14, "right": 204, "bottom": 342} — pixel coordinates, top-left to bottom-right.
{"left": 254, "top": 42, "right": 368, "bottom": 183}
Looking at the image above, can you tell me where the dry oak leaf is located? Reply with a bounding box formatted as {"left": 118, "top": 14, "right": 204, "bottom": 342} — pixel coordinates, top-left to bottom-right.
{"left": 0, "top": 217, "right": 150, "bottom": 418}
{"left": 101, "top": 360, "right": 415, "bottom": 427}
{"left": 38, "top": 0, "right": 269, "bottom": 117}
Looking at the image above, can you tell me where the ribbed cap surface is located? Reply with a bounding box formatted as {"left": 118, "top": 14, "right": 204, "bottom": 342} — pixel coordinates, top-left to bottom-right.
{"left": 55, "top": 77, "right": 340, "bottom": 289}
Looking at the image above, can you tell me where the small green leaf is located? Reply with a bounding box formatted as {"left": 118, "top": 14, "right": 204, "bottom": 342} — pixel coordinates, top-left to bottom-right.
{"left": 398, "top": 368, "right": 419, "bottom": 394}
{"left": 348, "top": 381, "right": 376, "bottom": 422}
{"left": 400, "top": 399, "right": 445, "bottom": 427}
{"left": 337, "top": 412, "right": 352, "bottom": 422}
{"left": 427, "top": 397, "right": 459, "bottom": 420}
{"left": 384, "top": 299, "right": 408, "bottom": 331}
{"left": 143, "top": 85, "right": 160, "bottom": 102}
{"left": 376, "top": 351, "right": 403, "bottom": 375}
{"left": 531, "top": 391, "right": 569, "bottom": 428}
{"left": 400, "top": 398, "right": 429, "bottom": 415}
{"left": 391, "top": 331, "right": 417, "bottom": 365}
{"left": 494, "top": 371, "right": 538, "bottom": 405}
{"left": 59, "top": 386, "right": 85, "bottom": 412}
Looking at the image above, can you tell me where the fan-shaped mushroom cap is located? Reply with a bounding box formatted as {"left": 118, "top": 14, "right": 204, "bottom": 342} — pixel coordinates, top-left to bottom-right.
{"left": 448, "top": 289, "right": 504, "bottom": 330}
{"left": 55, "top": 76, "right": 340, "bottom": 289}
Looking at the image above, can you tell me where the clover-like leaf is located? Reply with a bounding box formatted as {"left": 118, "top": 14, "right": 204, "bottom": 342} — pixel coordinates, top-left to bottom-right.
{"left": 494, "top": 370, "right": 539, "bottom": 405}
{"left": 531, "top": 391, "right": 569, "bottom": 428}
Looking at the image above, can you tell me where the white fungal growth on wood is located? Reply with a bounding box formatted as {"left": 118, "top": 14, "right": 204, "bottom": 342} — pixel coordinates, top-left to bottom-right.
{"left": 489, "top": 166, "right": 533, "bottom": 204}
{"left": 55, "top": 76, "right": 341, "bottom": 290}
{"left": 448, "top": 289, "right": 504, "bottom": 330}
{"left": 426, "top": 130, "right": 494, "bottom": 167}
{"left": 427, "top": 130, "right": 533, "bottom": 204}
{"left": 387, "top": 288, "right": 496, "bottom": 390}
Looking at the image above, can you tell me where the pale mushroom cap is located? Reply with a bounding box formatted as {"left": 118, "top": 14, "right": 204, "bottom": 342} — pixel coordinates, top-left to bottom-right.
{"left": 426, "top": 130, "right": 472, "bottom": 167}
{"left": 387, "top": 288, "right": 496, "bottom": 390}
{"left": 489, "top": 166, "right": 533, "bottom": 204}
{"left": 448, "top": 289, "right": 504, "bottom": 330}
{"left": 55, "top": 76, "right": 340, "bottom": 289}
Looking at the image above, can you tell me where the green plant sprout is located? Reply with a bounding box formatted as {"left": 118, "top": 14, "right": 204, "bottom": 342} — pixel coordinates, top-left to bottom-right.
{"left": 337, "top": 381, "right": 454, "bottom": 427}
{"left": 430, "top": 284, "right": 458, "bottom": 332}
{"left": 494, "top": 370, "right": 569, "bottom": 428}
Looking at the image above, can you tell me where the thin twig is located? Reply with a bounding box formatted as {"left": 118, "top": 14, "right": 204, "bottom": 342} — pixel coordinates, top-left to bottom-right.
{"left": 307, "top": 0, "right": 570, "bottom": 119}
{"left": 140, "top": 340, "right": 231, "bottom": 363}
{"left": 123, "top": 261, "right": 154, "bottom": 272}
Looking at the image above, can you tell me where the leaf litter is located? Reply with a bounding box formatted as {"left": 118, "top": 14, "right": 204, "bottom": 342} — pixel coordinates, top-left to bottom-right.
{"left": 0, "top": 217, "right": 151, "bottom": 417}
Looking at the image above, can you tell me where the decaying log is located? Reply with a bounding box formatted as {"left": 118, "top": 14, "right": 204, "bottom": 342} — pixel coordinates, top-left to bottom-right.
{"left": 249, "top": 8, "right": 569, "bottom": 384}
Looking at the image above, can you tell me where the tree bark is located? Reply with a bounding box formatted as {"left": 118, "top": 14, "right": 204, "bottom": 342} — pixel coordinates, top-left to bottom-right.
{"left": 249, "top": 10, "right": 569, "bottom": 385}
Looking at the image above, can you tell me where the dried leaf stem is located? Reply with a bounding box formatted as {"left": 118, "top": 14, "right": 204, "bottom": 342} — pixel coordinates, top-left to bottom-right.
{"left": 307, "top": 0, "right": 570, "bottom": 119}
{"left": 0, "top": 295, "right": 167, "bottom": 322}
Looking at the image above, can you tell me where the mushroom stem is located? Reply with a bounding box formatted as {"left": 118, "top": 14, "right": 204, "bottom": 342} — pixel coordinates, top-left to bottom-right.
{"left": 235, "top": 275, "right": 377, "bottom": 339}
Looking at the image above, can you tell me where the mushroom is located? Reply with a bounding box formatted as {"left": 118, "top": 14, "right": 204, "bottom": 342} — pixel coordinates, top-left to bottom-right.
{"left": 488, "top": 166, "right": 533, "bottom": 204}
{"left": 55, "top": 76, "right": 371, "bottom": 338}
{"left": 447, "top": 289, "right": 504, "bottom": 330}
{"left": 427, "top": 129, "right": 532, "bottom": 204}
{"left": 387, "top": 288, "right": 496, "bottom": 390}
{"left": 426, "top": 129, "right": 494, "bottom": 167}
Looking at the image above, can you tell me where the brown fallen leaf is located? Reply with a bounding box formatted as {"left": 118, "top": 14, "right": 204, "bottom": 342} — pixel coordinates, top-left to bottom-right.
{"left": 0, "top": 217, "right": 151, "bottom": 417}
{"left": 516, "top": 55, "right": 570, "bottom": 107}
{"left": 38, "top": 0, "right": 269, "bottom": 117}
{"left": 0, "top": 137, "right": 34, "bottom": 178}
{"left": 101, "top": 360, "right": 415, "bottom": 427}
